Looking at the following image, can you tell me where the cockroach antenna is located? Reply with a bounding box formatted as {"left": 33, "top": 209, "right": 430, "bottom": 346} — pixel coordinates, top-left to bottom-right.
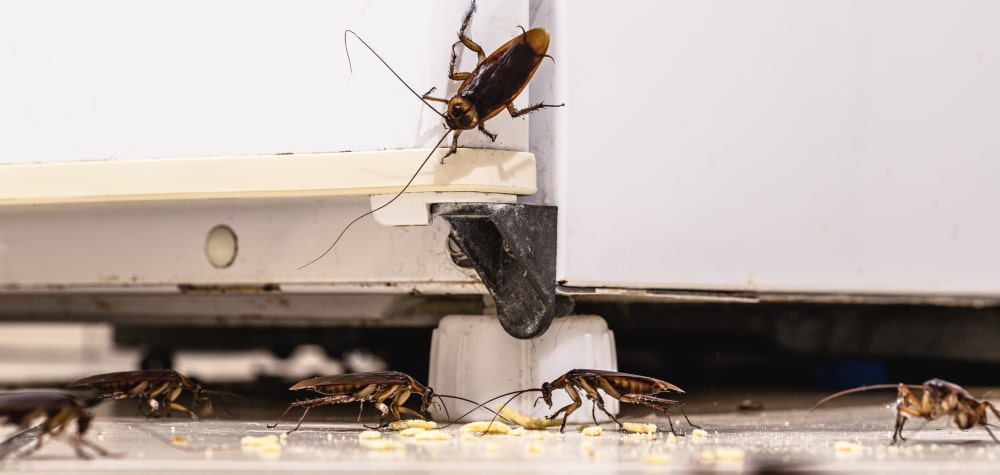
{"left": 302, "top": 2, "right": 561, "bottom": 268}
{"left": 297, "top": 130, "right": 449, "bottom": 270}
{"left": 343, "top": 30, "right": 449, "bottom": 120}
{"left": 298, "top": 31, "right": 454, "bottom": 271}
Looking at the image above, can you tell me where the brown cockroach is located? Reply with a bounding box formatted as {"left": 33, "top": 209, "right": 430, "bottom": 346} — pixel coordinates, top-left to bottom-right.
{"left": 69, "top": 369, "right": 234, "bottom": 420}
{"left": 267, "top": 371, "right": 486, "bottom": 434}
{"left": 811, "top": 378, "right": 1000, "bottom": 443}
{"left": 482, "top": 369, "right": 699, "bottom": 434}
{"left": 0, "top": 391, "right": 111, "bottom": 459}
{"left": 538, "top": 369, "right": 700, "bottom": 434}
{"left": 419, "top": 0, "right": 564, "bottom": 160}
{"left": 300, "top": 0, "right": 562, "bottom": 269}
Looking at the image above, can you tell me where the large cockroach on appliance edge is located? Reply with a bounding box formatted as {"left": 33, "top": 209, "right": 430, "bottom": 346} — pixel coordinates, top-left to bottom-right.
{"left": 479, "top": 369, "right": 700, "bottom": 435}
{"left": 69, "top": 369, "right": 236, "bottom": 420}
{"left": 300, "top": 0, "right": 563, "bottom": 269}
{"left": 267, "top": 371, "right": 493, "bottom": 434}
{"left": 0, "top": 391, "right": 111, "bottom": 459}
{"left": 811, "top": 378, "right": 1000, "bottom": 443}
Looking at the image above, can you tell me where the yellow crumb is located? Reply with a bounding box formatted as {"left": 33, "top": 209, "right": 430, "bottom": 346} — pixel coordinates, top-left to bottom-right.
{"left": 667, "top": 433, "right": 678, "bottom": 444}
{"left": 525, "top": 443, "right": 544, "bottom": 454}
{"left": 358, "top": 430, "right": 382, "bottom": 440}
{"left": 495, "top": 404, "right": 564, "bottom": 429}
{"left": 581, "top": 426, "right": 604, "bottom": 436}
{"left": 170, "top": 435, "right": 189, "bottom": 447}
{"left": 622, "top": 422, "right": 657, "bottom": 434}
{"left": 459, "top": 421, "right": 511, "bottom": 435}
{"left": 241, "top": 434, "right": 279, "bottom": 447}
{"left": 414, "top": 430, "right": 452, "bottom": 441}
{"left": 644, "top": 454, "right": 671, "bottom": 465}
{"left": 240, "top": 434, "right": 282, "bottom": 458}
{"left": 389, "top": 419, "right": 438, "bottom": 430}
{"left": 508, "top": 427, "right": 528, "bottom": 437}
{"left": 692, "top": 429, "right": 709, "bottom": 439}
{"left": 835, "top": 441, "right": 864, "bottom": 452}
{"left": 258, "top": 443, "right": 281, "bottom": 453}
{"left": 399, "top": 427, "right": 426, "bottom": 437}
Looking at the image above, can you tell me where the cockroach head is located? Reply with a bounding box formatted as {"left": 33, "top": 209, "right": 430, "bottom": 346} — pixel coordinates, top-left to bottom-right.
{"left": 190, "top": 384, "right": 213, "bottom": 410}
{"left": 420, "top": 387, "right": 440, "bottom": 413}
{"left": 446, "top": 96, "right": 478, "bottom": 130}
{"left": 537, "top": 382, "right": 554, "bottom": 408}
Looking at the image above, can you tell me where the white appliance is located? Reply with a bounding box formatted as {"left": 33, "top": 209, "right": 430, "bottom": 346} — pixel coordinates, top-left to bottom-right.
{"left": 2, "top": 0, "right": 999, "bottom": 338}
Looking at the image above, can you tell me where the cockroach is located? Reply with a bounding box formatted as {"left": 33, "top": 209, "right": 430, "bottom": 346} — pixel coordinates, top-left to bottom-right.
{"left": 482, "top": 369, "right": 700, "bottom": 435}
{"left": 538, "top": 369, "right": 700, "bottom": 434}
{"left": 267, "top": 371, "right": 487, "bottom": 434}
{"left": 68, "top": 369, "right": 234, "bottom": 420}
{"left": 419, "top": 0, "right": 565, "bottom": 160}
{"left": 811, "top": 378, "right": 1000, "bottom": 443}
{"left": 300, "top": 0, "right": 563, "bottom": 269}
{"left": 0, "top": 391, "right": 110, "bottom": 459}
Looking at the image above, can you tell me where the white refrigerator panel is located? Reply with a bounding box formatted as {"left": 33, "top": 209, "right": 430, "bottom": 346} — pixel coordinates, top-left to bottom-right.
{"left": 0, "top": 1, "right": 534, "bottom": 294}
{"left": 535, "top": 1, "right": 1000, "bottom": 295}
{"left": 0, "top": 0, "right": 529, "bottom": 164}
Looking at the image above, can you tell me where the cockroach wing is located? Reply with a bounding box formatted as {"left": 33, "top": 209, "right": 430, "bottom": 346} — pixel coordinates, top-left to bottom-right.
{"left": 459, "top": 28, "right": 549, "bottom": 122}
{"left": 289, "top": 371, "right": 412, "bottom": 391}
{"left": 69, "top": 369, "right": 176, "bottom": 387}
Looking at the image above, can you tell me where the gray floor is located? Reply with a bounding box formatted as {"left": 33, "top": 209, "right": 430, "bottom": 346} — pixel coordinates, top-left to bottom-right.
{"left": 3, "top": 399, "right": 999, "bottom": 473}
{"left": 2, "top": 325, "right": 998, "bottom": 473}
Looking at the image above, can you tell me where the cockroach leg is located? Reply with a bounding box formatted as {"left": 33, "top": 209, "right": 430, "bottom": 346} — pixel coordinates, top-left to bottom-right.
{"left": 279, "top": 395, "right": 355, "bottom": 435}
{"left": 507, "top": 101, "right": 565, "bottom": 118}
{"left": 448, "top": 42, "right": 473, "bottom": 81}
{"left": 443, "top": 130, "right": 464, "bottom": 162}
{"left": 422, "top": 87, "right": 449, "bottom": 103}
{"left": 620, "top": 393, "right": 701, "bottom": 430}
{"left": 456, "top": 35, "right": 485, "bottom": 64}
{"left": 477, "top": 123, "right": 497, "bottom": 141}
{"left": 455, "top": 1, "right": 483, "bottom": 62}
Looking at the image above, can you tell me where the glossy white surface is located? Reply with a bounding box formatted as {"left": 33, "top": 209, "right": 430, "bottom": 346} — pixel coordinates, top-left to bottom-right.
{"left": 535, "top": 1, "right": 1000, "bottom": 295}
{"left": 428, "top": 315, "right": 618, "bottom": 422}
{"left": 0, "top": 1, "right": 534, "bottom": 295}
{"left": 0, "top": 149, "right": 535, "bottom": 205}
{"left": 0, "top": 0, "right": 530, "bottom": 164}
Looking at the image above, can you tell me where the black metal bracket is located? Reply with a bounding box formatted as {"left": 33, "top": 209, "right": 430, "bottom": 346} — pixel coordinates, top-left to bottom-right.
{"left": 433, "top": 203, "right": 574, "bottom": 339}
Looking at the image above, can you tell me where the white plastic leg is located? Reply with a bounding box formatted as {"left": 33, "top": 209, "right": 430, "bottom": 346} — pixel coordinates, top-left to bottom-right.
{"left": 428, "top": 314, "right": 617, "bottom": 423}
